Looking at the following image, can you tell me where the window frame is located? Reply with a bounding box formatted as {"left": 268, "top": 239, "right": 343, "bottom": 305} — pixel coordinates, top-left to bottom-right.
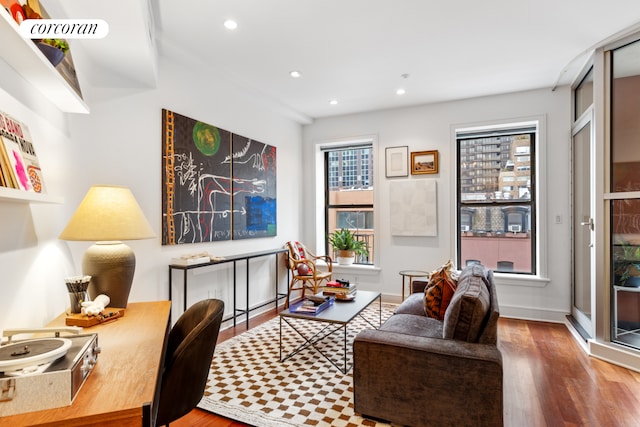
{"left": 324, "top": 144, "right": 374, "bottom": 265}
{"left": 453, "top": 118, "right": 546, "bottom": 279}
{"left": 313, "top": 136, "right": 378, "bottom": 268}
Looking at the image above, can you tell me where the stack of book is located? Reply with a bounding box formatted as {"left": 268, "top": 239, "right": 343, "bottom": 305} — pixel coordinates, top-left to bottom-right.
{"left": 291, "top": 295, "right": 333, "bottom": 314}
{"left": 321, "top": 280, "right": 357, "bottom": 300}
{"left": 171, "top": 252, "right": 214, "bottom": 266}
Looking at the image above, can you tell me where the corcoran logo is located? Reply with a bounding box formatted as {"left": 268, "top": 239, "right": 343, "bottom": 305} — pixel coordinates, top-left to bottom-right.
{"left": 19, "top": 19, "right": 109, "bottom": 39}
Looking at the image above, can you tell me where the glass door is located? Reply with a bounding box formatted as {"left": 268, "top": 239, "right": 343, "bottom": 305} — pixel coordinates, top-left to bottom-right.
{"left": 572, "top": 117, "right": 594, "bottom": 336}
{"left": 609, "top": 39, "right": 640, "bottom": 349}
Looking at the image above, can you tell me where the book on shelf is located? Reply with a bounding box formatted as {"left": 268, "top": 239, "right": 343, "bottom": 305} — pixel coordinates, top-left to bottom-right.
{"left": 0, "top": 139, "right": 7, "bottom": 188}
{"left": 0, "top": 111, "right": 44, "bottom": 193}
{"left": 0, "top": 140, "right": 13, "bottom": 188}
{"left": 16, "top": 121, "right": 46, "bottom": 193}
{"left": 0, "top": 134, "right": 30, "bottom": 191}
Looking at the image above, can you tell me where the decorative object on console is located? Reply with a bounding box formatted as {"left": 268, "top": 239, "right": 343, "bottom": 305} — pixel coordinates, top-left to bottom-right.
{"left": 171, "top": 252, "right": 212, "bottom": 266}
{"left": 59, "top": 185, "right": 155, "bottom": 308}
{"left": 327, "top": 228, "right": 368, "bottom": 265}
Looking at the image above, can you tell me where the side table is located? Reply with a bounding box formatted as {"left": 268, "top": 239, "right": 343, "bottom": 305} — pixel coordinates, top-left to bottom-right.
{"left": 399, "top": 270, "right": 430, "bottom": 300}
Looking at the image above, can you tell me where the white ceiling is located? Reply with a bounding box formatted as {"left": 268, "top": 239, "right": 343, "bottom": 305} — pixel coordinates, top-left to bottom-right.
{"left": 44, "top": 1, "right": 640, "bottom": 123}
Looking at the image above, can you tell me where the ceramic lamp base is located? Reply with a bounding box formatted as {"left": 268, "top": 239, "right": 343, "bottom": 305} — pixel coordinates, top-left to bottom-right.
{"left": 82, "top": 241, "right": 136, "bottom": 308}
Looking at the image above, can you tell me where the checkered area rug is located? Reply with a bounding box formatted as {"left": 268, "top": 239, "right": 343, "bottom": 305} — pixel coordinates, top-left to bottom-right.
{"left": 198, "top": 303, "right": 397, "bottom": 427}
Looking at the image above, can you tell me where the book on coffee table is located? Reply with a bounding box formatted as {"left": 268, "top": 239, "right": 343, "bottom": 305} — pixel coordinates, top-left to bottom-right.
{"left": 291, "top": 297, "right": 333, "bottom": 314}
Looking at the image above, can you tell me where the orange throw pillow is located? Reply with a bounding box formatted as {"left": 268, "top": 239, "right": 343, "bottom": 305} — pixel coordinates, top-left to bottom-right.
{"left": 423, "top": 260, "right": 458, "bottom": 320}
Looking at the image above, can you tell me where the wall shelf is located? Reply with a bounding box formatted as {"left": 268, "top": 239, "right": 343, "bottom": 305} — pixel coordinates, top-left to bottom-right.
{"left": 0, "top": 8, "right": 89, "bottom": 114}
{"left": 0, "top": 186, "right": 63, "bottom": 204}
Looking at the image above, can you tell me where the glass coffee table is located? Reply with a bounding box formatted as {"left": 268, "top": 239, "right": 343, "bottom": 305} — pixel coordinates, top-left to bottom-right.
{"left": 279, "top": 290, "right": 382, "bottom": 373}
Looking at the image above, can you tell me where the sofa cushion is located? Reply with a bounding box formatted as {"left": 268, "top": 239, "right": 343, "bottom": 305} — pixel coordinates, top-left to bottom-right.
{"left": 394, "top": 293, "right": 426, "bottom": 316}
{"left": 423, "top": 260, "right": 457, "bottom": 320}
{"left": 443, "top": 264, "right": 490, "bottom": 342}
{"left": 380, "top": 313, "right": 443, "bottom": 339}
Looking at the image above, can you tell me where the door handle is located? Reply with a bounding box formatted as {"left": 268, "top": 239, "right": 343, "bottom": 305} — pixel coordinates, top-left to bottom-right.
{"left": 580, "top": 218, "right": 594, "bottom": 230}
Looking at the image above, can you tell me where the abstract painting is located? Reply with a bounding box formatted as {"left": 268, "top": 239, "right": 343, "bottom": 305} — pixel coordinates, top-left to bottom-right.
{"left": 162, "top": 109, "right": 277, "bottom": 245}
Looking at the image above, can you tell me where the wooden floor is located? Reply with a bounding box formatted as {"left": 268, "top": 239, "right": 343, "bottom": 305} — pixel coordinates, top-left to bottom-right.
{"left": 172, "top": 309, "right": 640, "bottom": 427}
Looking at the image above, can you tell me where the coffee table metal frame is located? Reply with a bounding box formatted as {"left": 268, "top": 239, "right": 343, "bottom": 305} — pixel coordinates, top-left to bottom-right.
{"left": 279, "top": 290, "right": 382, "bottom": 373}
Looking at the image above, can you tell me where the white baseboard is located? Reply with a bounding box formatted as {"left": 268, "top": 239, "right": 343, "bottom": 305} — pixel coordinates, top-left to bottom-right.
{"left": 589, "top": 340, "right": 640, "bottom": 373}
{"left": 496, "top": 304, "right": 568, "bottom": 323}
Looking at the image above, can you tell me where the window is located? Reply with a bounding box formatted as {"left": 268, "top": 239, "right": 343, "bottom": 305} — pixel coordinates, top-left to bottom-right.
{"left": 456, "top": 124, "right": 537, "bottom": 274}
{"left": 324, "top": 144, "right": 374, "bottom": 264}
{"left": 610, "top": 39, "right": 640, "bottom": 350}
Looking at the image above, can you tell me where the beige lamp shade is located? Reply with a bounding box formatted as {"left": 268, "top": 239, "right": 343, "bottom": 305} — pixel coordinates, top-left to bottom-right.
{"left": 59, "top": 185, "right": 155, "bottom": 308}
{"left": 59, "top": 185, "right": 155, "bottom": 241}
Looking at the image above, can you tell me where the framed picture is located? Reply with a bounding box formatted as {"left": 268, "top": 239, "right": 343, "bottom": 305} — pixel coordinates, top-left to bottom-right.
{"left": 385, "top": 146, "right": 408, "bottom": 177}
{"left": 411, "top": 150, "right": 439, "bottom": 175}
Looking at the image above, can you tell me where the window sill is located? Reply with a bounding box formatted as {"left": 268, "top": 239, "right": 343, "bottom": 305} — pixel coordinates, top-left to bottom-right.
{"left": 493, "top": 273, "right": 550, "bottom": 288}
{"left": 331, "top": 264, "right": 380, "bottom": 275}
{"left": 316, "top": 260, "right": 380, "bottom": 275}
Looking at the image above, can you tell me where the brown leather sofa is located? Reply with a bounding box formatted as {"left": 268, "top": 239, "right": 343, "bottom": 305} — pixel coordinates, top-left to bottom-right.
{"left": 353, "top": 264, "right": 503, "bottom": 427}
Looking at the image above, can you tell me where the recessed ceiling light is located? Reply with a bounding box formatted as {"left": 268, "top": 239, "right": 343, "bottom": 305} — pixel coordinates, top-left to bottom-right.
{"left": 289, "top": 71, "right": 301, "bottom": 78}
{"left": 396, "top": 88, "right": 406, "bottom": 95}
{"left": 329, "top": 99, "right": 338, "bottom": 105}
{"left": 224, "top": 19, "right": 238, "bottom": 30}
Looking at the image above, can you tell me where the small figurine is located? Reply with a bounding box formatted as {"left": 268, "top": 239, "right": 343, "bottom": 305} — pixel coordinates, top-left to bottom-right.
{"left": 81, "top": 294, "right": 110, "bottom": 316}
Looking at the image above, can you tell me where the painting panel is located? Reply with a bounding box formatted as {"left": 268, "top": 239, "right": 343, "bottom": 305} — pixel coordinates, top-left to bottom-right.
{"left": 390, "top": 180, "right": 437, "bottom": 236}
{"left": 231, "top": 134, "right": 277, "bottom": 239}
{"left": 162, "top": 109, "right": 232, "bottom": 244}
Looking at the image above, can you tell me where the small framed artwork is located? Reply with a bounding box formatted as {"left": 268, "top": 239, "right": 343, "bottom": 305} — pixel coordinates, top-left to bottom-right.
{"left": 385, "top": 146, "right": 409, "bottom": 177}
{"left": 411, "top": 150, "right": 439, "bottom": 175}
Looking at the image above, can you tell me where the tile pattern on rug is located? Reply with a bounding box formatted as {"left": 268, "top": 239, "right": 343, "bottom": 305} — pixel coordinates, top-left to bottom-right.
{"left": 199, "top": 303, "right": 398, "bottom": 427}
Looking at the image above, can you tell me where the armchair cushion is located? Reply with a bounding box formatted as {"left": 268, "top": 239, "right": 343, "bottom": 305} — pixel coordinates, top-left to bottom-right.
{"left": 290, "top": 241, "right": 307, "bottom": 259}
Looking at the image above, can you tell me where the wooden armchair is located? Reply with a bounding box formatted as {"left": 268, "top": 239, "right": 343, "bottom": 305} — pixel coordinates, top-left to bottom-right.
{"left": 285, "top": 241, "right": 333, "bottom": 307}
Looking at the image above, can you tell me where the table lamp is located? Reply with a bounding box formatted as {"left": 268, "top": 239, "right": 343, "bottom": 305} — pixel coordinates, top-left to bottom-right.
{"left": 59, "top": 185, "right": 155, "bottom": 308}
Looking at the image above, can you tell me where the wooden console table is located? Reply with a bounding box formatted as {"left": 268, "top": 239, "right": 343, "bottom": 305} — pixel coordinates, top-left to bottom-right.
{"left": 168, "top": 248, "right": 288, "bottom": 327}
{"left": 0, "top": 301, "right": 171, "bottom": 426}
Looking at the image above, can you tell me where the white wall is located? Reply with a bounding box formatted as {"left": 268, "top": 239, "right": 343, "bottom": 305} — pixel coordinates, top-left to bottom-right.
{"left": 0, "top": 59, "right": 77, "bottom": 330}
{"left": 0, "top": 54, "right": 303, "bottom": 331}
{"left": 302, "top": 87, "right": 573, "bottom": 322}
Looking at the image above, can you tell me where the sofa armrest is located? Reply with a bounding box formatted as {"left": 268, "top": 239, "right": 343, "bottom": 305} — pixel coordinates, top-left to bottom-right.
{"left": 353, "top": 329, "right": 503, "bottom": 427}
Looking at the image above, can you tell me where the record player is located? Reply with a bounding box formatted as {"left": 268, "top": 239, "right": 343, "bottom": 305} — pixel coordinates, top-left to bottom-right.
{"left": 0, "top": 327, "right": 100, "bottom": 417}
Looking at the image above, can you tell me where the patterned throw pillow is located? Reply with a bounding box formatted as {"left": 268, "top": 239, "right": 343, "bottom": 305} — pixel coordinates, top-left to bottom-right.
{"left": 291, "top": 241, "right": 306, "bottom": 259}
{"left": 423, "top": 260, "right": 458, "bottom": 320}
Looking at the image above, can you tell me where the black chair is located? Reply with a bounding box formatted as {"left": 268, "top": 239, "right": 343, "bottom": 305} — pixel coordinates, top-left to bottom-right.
{"left": 154, "top": 299, "right": 224, "bottom": 426}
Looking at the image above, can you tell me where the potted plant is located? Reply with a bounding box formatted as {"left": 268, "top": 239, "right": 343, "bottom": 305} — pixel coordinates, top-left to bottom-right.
{"left": 36, "top": 38, "right": 69, "bottom": 67}
{"left": 328, "top": 228, "right": 368, "bottom": 265}
{"left": 613, "top": 240, "right": 640, "bottom": 287}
